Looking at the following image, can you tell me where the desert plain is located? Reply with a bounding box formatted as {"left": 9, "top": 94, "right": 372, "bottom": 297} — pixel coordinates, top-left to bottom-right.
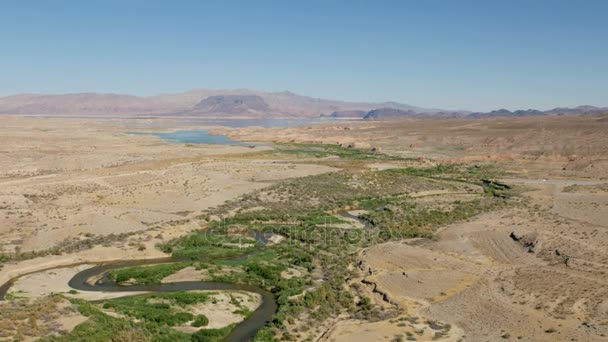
{"left": 0, "top": 114, "right": 607, "bottom": 341}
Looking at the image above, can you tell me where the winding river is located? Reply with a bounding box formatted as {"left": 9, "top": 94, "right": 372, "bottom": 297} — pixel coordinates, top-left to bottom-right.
{"left": 0, "top": 213, "right": 370, "bottom": 341}
{"left": 0, "top": 246, "right": 277, "bottom": 342}
{"left": 67, "top": 259, "right": 277, "bottom": 342}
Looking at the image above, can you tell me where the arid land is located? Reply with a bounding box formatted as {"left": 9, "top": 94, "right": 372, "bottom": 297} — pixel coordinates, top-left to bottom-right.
{"left": 1, "top": 114, "right": 607, "bottom": 341}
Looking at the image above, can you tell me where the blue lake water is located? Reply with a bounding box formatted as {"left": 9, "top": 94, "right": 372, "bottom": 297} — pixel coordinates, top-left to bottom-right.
{"left": 123, "top": 117, "right": 336, "bottom": 129}
{"left": 128, "top": 130, "right": 254, "bottom": 145}
{"left": 127, "top": 118, "right": 339, "bottom": 145}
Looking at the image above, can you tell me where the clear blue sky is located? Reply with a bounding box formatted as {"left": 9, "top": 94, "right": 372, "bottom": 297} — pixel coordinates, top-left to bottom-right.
{"left": 1, "top": 0, "right": 607, "bottom": 111}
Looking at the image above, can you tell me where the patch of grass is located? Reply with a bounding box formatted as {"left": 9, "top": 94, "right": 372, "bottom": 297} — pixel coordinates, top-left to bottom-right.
{"left": 267, "top": 143, "right": 404, "bottom": 161}
{"left": 191, "top": 324, "right": 235, "bottom": 342}
{"left": 191, "top": 314, "right": 209, "bottom": 327}
{"left": 382, "top": 163, "right": 505, "bottom": 183}
{"left": 158, "top": 234, "right": 256, "bottom": 261}
{"left": 46, "top": 298, "right": 190, "bottom": 342}
{"left": 360, "top": 196, "right": 508, "bottom": 237}
{"left": 233, "top": 307, "right": 252, "bottom": 317}
{"left": 4, "top": 290, "right": 27, "bottom": 300}
{"left": 102, "top": 292, "right": 213, "bottom": 326}
{"left": 109, "top": 262, "right": 190, "bottom": 285}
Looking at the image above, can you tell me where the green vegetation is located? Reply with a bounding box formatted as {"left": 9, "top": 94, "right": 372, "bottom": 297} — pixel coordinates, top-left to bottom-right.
{"left": 359, "top": 196, "right": 507, "bottom": 238}
{"left": 102, "top": 292, "right": 213, "bottom": 326}
{"left": 0, "top": 253, "right": 8, "bottom": 270}
{"left": 382, "top": 163, "right": 505, "bottom": 183}
{"left": 191, "top": 324, "right": 235, "bottom": 342}
{"left": 44, "top": 298, "right": 191, "bottom": 342}
{"left": 42, "top": 295, "right": 236, "bottom": 342}
{"left": 158, "top": 234, "right": 256, "bottom": 261}
{"left": 31, "top": 145, "right": 517, "bottom": 341}
{"left": 191, "top": 314, "right": 209, "bottom": 327}
{"left": 4, "top": 290, "right": 27, "bottom": 300}
{"left": 109, "top": 262, "right": 190, "bottom": 285}
{"left": 266, "top": 143, "right": 405, "bottom": 161}
{"left": 155, "top": 163, "right": 516, "bottom": 340}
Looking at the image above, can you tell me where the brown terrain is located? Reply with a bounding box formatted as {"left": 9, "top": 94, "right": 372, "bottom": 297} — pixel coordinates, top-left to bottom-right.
{"left": 0, "top": 113, "right": 607, "bottom": 341}
{"left": 220, "top": 114, "right": 608, "bottom": 179}
{"left": 221, "top": 114, "right": 608, "bottom": 341}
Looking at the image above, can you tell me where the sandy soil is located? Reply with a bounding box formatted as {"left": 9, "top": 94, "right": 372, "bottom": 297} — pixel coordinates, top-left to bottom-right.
{"left": 0, "top": 116, "right": 334, "bottom": 287}
{"left": 322, "top": 181, "right": 608, "bottom": 341}
{"left": 2, "top": 115, "right": 608, "bottom": 341}
{"left": 220, "top": 114, "right": 608, "bottom": 179}
{"left": 161, "top": 266, "right": 207, "bottom": 283}
{"left": 214, "top": 116, "right": 608, "bottom": 341}
{"left": 8, "top": 264, "right": 149, "bottom": 301}
{"left": 0, "top": 244, "right": 168, "bottom": 292}
{"left": 0, "top": 295, "right": 88, "bottom": 341}
{"left": 0, "top": 116, "right": 334, "bottom": 254}
{"left": 172, "top": 291, "right": 262, "bottom": 331}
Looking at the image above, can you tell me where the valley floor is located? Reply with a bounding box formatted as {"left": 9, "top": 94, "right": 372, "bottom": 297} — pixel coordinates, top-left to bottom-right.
{"left": 1, "top": 115, "right": 607, "bottom": 341}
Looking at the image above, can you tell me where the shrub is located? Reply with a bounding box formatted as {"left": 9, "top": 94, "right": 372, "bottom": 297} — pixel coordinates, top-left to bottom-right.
{"left": 191, "top": 314, "right": 209, "bottom": 327}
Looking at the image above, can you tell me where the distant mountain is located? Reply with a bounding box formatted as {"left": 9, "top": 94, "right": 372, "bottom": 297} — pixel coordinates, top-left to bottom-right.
{"left": 0, "top": 89, "right": 440, "bottom": 117}
{"left": 322, "top": 110, "right": 367, "bottom": 118}
{"left": 468, "top": 106, "right": 608, "bottom": 118}
{"left": 0, "top": 93, "right": 179, "bottom": 116}
{"left": 362, "top": 108, "right": 469, "bottom": 120}
{"left": 189, "top": 95, "right": 270, "bottom": 116}
{"left": 1, "top": 90, "right": 604, "bottom": 119}
{"left": 363, "top": 108, "right": 419, "bottom": 120}
{"left": 359, "top": 105, "right": 608, "bottom": 120}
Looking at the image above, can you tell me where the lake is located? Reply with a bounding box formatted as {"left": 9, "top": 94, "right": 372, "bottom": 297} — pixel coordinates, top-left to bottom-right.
{"left": 128, "top": 130, "right": 255, "bottom": 145}
{"left": 126, "top": 117, "right": 339, "bottom": 145}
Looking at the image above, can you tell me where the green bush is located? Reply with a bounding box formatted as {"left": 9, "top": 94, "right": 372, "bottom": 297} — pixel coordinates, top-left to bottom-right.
{"left": 109, "top": 262, "right": 189, "bottom": 285}
{"left": 191, "top": 314, "right": 209, "bottom": 327}
{"left": 101, "top": 292, "right": 212, "bottom": 327}
{"left": 191, "top": 324, "right": 234, "bottom": 342}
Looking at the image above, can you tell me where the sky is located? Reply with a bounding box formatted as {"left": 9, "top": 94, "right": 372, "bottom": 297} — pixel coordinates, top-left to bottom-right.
{"left": 1, "top": 0, "right": 607, "bottom": 111}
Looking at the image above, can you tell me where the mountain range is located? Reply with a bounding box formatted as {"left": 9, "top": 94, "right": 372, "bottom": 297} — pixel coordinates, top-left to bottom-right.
{"left": 0, "top": 89, "right": 605, "bottom": 119}
{"left": 0, "top": 89, "right": 437, "bottom": 118}
{"left": 466, "top": 106, "right": 608, "bottom": 118}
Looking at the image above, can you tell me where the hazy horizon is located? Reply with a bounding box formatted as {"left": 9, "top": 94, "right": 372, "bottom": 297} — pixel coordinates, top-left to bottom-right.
{"left": 1, "top": 0, "right": 607, "bottom": 111}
